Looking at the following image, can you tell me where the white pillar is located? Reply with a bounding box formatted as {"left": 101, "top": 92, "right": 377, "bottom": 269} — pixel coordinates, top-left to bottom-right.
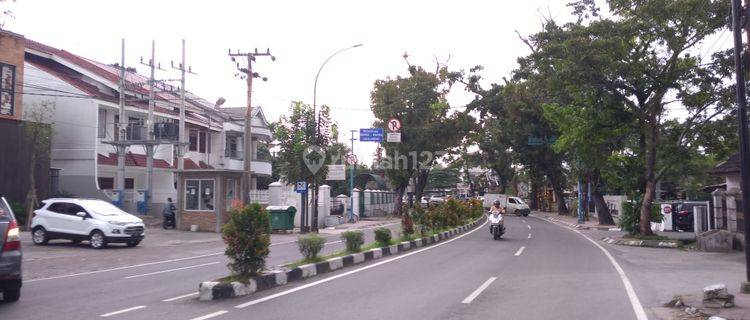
{"left": 352, "top": 188, "right": 361, "bottom": 217}
{"left": 318, "top": 185, "right": 331, "bottom": 227}
{"left": 364, "top": 189, "right": 372, "bottom": 217}
{"left": 336, "top": 194, "right": 348, "bottom": 215}
{"left": 268, "top": 181, "right": 283, "bottom": 206}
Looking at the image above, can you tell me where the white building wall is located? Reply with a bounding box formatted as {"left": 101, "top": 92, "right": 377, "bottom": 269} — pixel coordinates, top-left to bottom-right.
{"left": 23, "top": 64, "right": 104, "bottom": 199}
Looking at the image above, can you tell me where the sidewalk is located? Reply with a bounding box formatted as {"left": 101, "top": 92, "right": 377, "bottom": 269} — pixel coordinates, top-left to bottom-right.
{"left": 535, "top": 211, "right": 696, "bottom": 241}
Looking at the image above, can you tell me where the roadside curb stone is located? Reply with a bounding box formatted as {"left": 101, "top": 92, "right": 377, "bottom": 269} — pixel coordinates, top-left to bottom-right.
{"left": 198, "top": 215, "right": 487, "bottom": 301}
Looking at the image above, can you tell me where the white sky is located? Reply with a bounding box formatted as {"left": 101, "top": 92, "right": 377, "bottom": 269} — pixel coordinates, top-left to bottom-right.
{"left": 4, "top": 0, "right": 732, "bottom": 165}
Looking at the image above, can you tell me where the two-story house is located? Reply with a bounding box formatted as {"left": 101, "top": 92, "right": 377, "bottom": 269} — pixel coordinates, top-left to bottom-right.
{"left": 21, "top": 38, "right": 273, "bottom": 218}
{"left": 0, "top": 30, "right": 51, "bottom": 211}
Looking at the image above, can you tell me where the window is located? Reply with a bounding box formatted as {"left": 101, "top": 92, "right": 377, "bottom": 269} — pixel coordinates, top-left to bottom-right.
{"left": 66, "top": 204, "right": 87, "bottom": 216}
{"left": 508, "top": 198, "right": 516, "bottom": 204}
{"left": 113, "top": 115, "right": 120, "bottom": 141}
{"left": 98, "top": 109, "right": 107, "bottom": 138}
{"left": 225, "top": 179, "right": 237, "bottom": 210}
{"left": 124, "top": 178, "right": 135, "bottom": 190}
{"left": 0, "top": 62, "right": 15, "bottom": 116}
{"left": 0, "top": 197, "right": 13, "bottom": 222}
{"left": 98, "top": 177, "right": 114, "bottom": 189}
{"left": 47, "top": 202, "right": 71, "bottom": 214}
{"left": 189, "top": 129, "right": 198, "bottom": 151}
{"left": 185, "top": 179, "right": 215, "bottom": 211}
{"left": 198, "top": 131, "right": 207, "bottom": 153}
{"left": 226, "top": 136, "right": 240, "bottom": 159}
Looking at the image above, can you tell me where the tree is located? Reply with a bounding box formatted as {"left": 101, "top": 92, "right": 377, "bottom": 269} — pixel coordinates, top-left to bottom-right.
{"left": 24, "top": 101, "right": 54, "bottom": 228}
{"left": 534, "top": 0, "right": 731, "bottom": 234}
{"left": 425, "top": 164, "right": 461, "bottom": 190}
{"left": 370, "top": 61, "right": 475, "bottom": 214}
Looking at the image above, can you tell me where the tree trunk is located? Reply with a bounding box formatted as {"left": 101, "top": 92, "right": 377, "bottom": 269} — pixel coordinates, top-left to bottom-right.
{"left": 26, "top": 133, "right": 38, "bottom": 229}
{"left": 414, "top": 169, "right": 429, "bottom": 201}
{"left": 394, "top": 184, "right": 407, "bottom": 216}
{"left": 591, "top": 170, "right": 615, "bottom": 225}
{"left": 639, "top": 115, "right": 658, "bottom": 235}
{"left": 549, "top": 174, "right": 568, "bottom": 215}
{"left": 529, "top": 180, "right": 539, "bottom": 210}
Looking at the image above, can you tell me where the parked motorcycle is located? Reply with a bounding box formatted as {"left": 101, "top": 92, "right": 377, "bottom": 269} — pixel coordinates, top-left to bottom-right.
{"left": 488, "top": 212, "right": 505, "bottom": 240}
{"left": 162, "top": 199, "right": 177, "bottom": 229}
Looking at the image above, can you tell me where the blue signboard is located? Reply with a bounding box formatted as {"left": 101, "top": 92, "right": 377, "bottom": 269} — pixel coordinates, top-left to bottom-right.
{"left": 360, "top": 128, "right": 383, "bottom": 142}
{"left": 295, "top": 181, "right": 307, "bottom": 194}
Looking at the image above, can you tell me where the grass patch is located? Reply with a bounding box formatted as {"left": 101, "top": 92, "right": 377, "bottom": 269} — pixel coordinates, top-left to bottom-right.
{"left": 215, "top": 273, "right": 255, "bottom": 284}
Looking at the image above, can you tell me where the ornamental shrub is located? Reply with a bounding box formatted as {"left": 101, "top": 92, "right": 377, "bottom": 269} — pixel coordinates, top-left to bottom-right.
{"left": 374, "top": 227, "right": 392, "bottom": 246}
{"left": 298, "top": 234, "right": 326, "bottom": 261}
{"left": 618, "top": 195, "right": 663, "bottom": 235}
{"left": 341, "top": 230, "right": 365, "bottom": 253}
{"left": 221, "top": 203, "right": 271, "bottom": 277}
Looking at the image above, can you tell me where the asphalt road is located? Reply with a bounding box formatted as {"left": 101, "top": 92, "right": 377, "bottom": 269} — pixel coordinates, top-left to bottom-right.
{"left": 0, "top": 215, "right": 651, "bottom": 320}
{"left": 0, "top": 221, "right": 401, "bottom": 320}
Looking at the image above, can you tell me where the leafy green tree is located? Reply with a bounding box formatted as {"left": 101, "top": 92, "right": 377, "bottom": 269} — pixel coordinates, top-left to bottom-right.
{"left": 370, "top": 62, "right": 475, "bottom": 214}
{"left": 425, "top": 164, "right": 461, "bottom": 190}
{"left": 510, "top": 0, "right": 732, "bottom": 233}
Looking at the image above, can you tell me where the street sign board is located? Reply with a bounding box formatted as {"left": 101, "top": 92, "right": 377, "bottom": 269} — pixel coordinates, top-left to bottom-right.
{"left": 326, "top": 165, "right": 346, "bottom": 180}
{"left": 386, "top": 132, "right": 401, "bottom": 143}
{"left": 387, "top": 118, "right": 401, "bottom": 132}
{"left": 360, "top": 128, "right": 383, "bottom": 142}
{"left": 295, "top": 181, "right": 307, "bottom": 193}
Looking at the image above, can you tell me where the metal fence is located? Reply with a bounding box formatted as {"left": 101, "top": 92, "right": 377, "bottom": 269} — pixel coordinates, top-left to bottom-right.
{"left": 248, "top": 189, "right": 269, "bottom": 204}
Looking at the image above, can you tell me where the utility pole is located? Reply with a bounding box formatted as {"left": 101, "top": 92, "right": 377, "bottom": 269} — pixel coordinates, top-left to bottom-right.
{"left": 139, "top": 40, "right": 165, "bottom": 214}
{"left": 116, "top": 39, "right": 127, "bottom": 192}
{"left": 229, "top": 48, "right": 275, "bottom": 205}
{"left": 349, "top": 129, "right": 356, "bottom": 223}
{"left": 731, "top": 0, "right": 750, "bottom": 289}
{"left": 171, "top": 40, "right": 195, "bottom": 171}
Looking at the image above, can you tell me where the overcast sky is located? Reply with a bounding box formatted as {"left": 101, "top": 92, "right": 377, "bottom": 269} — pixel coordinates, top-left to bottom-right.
{"left": 5, "top": 0, "right": 732, "bottom": 165}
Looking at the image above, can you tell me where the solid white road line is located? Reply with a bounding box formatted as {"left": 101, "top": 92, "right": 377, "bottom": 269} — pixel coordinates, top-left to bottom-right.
{"left": 124, "top": 262, "right": 220, "bottom": 279}
{"left": 234, "top": 220, "right": 489, "bottom": 309}
{"left": 528, "top": 233, "right": 532, "bottom": 239}
{"left": 461, "top": 277, "right": 497, "bottom": 304}
{"left": 26, "top": 252, "right": 224, "bottom": 283}
{"left": 536, "top": 216, "right": 648, "bottom": 320}
{"left": 189, "top": 310, "right": 228, "bottom": 320}
{"left": 514, "top": 246, "right": 526, "bottom": 256}
{"left": 162, "top": 292, "right": 199, "bottom": 302}
{"left": 100, "top": 305, "right": 146, "bottom": 317}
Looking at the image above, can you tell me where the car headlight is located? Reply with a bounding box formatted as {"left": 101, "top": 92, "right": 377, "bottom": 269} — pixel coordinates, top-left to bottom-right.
{"left": 108, "top": 221, "right": 128, "bottom": 226}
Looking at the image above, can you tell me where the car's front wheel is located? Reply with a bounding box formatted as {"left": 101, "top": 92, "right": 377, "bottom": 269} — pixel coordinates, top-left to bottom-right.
{"left": 89, "top": 231, "right": 107, "bottom": 249}
{"left": 2, "top": 288, "right": 20, "bottom": 302}
{"left": 32, "top": 227, "right": 49, "bottom": 245}
{"left": 126, "top": 240, "right": 141, "bottom": 247}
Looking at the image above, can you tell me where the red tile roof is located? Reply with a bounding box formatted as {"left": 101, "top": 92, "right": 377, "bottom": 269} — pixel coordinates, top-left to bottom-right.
{"left": 184, "top": 158, "right": 214, "bottom": 170}
{"left": 97, "top": 152, "right": 173, "bottom": 169}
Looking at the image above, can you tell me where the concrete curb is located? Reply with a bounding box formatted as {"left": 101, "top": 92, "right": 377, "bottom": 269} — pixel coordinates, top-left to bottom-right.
{"left": 545, "top": 216, "right": 620, "bottom": 231}
{"left": 601, "top": 236, "right": 679, "bottom": 249}
{"left": 198, "top": 216, "right": 486, "bottom": 301}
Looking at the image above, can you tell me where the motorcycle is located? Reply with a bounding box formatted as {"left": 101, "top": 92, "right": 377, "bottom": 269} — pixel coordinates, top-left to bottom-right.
{"left": 163, "top": 213, "right": 176, "bottom": 229}
{"left": 488, "top": 212, "right": 505, "bottom": 240}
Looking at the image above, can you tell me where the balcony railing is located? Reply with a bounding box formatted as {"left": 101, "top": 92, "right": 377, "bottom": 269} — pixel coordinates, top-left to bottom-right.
{"left": 119, "top": 123, "right": 179, "bottom": 141}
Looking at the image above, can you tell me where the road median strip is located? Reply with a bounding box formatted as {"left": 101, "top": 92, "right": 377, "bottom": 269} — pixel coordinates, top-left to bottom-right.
{"left": 197, "top": 216, "right": 486, "bottom": 301}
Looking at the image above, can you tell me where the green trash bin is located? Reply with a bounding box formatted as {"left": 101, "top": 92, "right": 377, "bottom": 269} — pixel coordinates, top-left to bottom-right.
{"left": 267, "top": 205, "right": 297, "bottom": 230}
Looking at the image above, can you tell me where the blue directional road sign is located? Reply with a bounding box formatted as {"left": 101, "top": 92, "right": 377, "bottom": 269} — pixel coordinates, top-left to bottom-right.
{"left": 360, "top": 128, "right": 384, "bottom": 142}
{"left": 295, "top": 181, "right": 307, "bottom": 194}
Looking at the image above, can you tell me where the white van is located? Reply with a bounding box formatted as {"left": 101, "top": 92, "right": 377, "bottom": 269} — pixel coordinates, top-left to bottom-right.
{"left": 483, "top": 194, "right": 530, "bottom": 216}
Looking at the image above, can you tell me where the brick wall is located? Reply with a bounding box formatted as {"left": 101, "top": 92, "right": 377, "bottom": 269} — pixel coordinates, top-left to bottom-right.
{"left": 0, "top": 30, "right": 24, "bottom": 121}
{"left": 179, "top": 211, "right": 216, "bottom": 232}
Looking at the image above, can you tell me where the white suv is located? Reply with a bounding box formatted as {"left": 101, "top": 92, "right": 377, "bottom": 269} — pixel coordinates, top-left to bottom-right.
{"left": 31, "top": 198, "right": 145, "bottom": 249}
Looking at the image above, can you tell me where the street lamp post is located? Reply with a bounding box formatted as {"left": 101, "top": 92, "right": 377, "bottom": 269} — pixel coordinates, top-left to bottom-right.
{"left": 309, "top": 43, "right": 363, "bottom": 232}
